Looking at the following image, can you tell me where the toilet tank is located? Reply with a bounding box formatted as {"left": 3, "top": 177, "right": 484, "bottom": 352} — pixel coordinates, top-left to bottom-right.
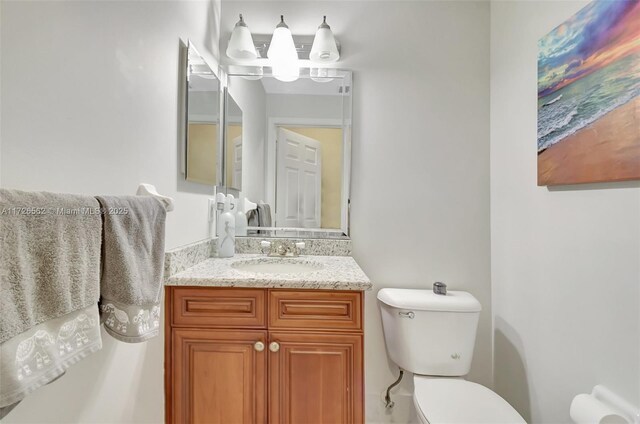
{"left": 377, "top": 288, "right": 481, "bottom": 376}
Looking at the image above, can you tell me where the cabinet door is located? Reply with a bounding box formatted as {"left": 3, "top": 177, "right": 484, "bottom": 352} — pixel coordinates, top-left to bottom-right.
{"left": 170, "top": 328, "right": 267, "bottom": 424}
{"left": 268, "top": 332, "right": 363, "bottom": 424}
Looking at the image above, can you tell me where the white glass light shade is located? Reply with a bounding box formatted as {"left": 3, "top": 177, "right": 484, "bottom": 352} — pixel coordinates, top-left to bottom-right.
{"left": 268, "top": 16, "right": 299, "bottom": 82}
{"left": 271, "top": 64, "right": 299, "bottom": 82}
{"left": 310, "top": 17, "right": 339, "bottom": 63}
{"left": 226, "top": 15, "right": 257, "bottom": 60}
{"left": 267, "top": 23, "right": 297, "bottom": 62}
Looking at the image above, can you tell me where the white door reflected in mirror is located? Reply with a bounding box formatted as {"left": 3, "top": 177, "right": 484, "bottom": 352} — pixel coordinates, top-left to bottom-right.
{"left": 277, "top": 128, "right": 322, "bottom": 228}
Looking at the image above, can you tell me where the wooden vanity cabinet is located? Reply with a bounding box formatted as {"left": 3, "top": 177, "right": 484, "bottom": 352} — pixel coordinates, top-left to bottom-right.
{"left": 165, "top": 287, "right": 364, "bottom": 424}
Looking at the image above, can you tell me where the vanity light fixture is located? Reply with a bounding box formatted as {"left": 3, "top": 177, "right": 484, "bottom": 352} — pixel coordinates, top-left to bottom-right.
{"left": 226, "top": 14, "right": 258, "bottom": 60}
{"left": 310, "top": 16, "right": 339, "bottom": 63}
{"left": 267, "top": 15, "right": 299, "bottom": 82}
{"left": 310, "top": 67, "right": 336, "bottom": 83}
{"left": 242, "top": 66, "right": 264, "bottom": 81}
{"left": 228, "top": 64, "right": 264, "bottom": 80}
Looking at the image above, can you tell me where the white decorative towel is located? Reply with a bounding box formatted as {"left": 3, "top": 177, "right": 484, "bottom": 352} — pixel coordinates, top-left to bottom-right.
{"left": 0, "top": 305, "right": 102, "bottom": 410}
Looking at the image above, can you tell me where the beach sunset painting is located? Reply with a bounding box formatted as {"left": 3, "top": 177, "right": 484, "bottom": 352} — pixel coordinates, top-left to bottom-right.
{"left": 537, "top": 0, "right": 640, "bottom": 185}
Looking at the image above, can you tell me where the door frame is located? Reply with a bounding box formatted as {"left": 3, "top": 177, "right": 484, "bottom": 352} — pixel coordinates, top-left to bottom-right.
{"left": 266, "top": 117, "right": 351, "bottom": 234}
{"left": 232, "top": 134, "right": 243, "bottom": 190}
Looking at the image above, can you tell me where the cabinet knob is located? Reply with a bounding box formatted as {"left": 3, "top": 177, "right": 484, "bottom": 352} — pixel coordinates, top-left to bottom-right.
{"left": 269, "top": 342, "right": 280, "bottom": 352}
{"left": 254, "top": 341, "right": 265, "bottom": 352}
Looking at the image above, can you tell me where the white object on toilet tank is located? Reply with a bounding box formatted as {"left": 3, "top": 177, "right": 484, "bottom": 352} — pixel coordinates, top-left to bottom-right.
{"left": 377, "top": 288, "right": 481, "bottom": 376}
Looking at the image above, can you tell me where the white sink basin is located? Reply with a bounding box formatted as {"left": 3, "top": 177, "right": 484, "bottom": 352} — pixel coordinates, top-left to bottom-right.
{"left": 231, "top": 258, "right": 324, "bottom": 274}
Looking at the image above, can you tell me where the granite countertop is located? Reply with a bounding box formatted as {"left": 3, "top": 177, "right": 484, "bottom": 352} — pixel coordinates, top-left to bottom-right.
{"left": 166, "top": 254, "right": 372, "bottom": 291}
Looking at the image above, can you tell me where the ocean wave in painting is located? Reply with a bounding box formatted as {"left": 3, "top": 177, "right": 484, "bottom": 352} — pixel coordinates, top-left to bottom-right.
{"left": 542, "top": 94, "right": 563, "bottom": 107}
{"left": 537, "top": 52, "right": 640, "bottom": 152}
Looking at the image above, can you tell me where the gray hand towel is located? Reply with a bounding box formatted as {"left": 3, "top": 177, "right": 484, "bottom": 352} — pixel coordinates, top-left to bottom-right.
{"left": 0, "top": 189, "right": 102, "bottom": 343}
{"left": 257, "top": 202, "right": 272, "bottom": 227}
{"left": 95, "top": 196, "right": 166, "bottom": 343}
{"left": 246, "top": 208, "right": 259, "bottom": 227}
{"left": 0, "top": 189, "right": 103, "bottom": 410}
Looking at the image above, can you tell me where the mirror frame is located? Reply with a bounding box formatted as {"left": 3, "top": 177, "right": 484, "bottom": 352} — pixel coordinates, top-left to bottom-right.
{"left": 223, "top": 67, "right": 353, "bottom": 238}
{"left": 183, "top": 40, "right": 224, "bottom": 187}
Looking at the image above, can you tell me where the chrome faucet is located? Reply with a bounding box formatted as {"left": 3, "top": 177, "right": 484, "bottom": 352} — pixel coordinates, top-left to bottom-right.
{"left": 260, "top": 240, "right": 306, "bottom": 257}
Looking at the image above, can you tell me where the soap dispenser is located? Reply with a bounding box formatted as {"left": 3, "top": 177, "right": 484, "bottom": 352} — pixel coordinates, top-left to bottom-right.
{"left": 216, "top": 194, "right": 235, "bottom": 258}
{"left": 234, "top": 195, "right": 248, "bottom": 237}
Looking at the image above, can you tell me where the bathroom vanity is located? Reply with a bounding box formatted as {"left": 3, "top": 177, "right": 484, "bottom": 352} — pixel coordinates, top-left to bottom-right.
{"left": 170, "top": 48, "right": 364, "bottom": 423}
{"left": 163, "top": 241, "right": 370, "bottom": 424}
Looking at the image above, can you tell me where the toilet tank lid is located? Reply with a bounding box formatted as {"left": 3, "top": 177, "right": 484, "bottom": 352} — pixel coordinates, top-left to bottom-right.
{"left": 413, "top": 377, "right": 526, "bottom": 424}
{"left": 377, "top": 288, "right": 481, "bottom": 312}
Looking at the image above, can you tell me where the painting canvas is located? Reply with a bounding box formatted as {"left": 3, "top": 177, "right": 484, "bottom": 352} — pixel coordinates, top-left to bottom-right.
{"left": 537, "top": 0, "right": 640, "bottom": 185}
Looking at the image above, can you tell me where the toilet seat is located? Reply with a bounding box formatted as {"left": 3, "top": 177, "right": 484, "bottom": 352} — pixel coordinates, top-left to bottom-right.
{"left": 413, "top": 376, "right": 526, "bottom": 424}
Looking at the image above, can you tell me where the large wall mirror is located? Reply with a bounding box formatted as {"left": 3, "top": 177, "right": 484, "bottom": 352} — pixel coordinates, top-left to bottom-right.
{"left": 184, "top": 41, "right": 221, "bottom": 186}
{"left": 225, "top": 68, "right": 352, "bottom": 238}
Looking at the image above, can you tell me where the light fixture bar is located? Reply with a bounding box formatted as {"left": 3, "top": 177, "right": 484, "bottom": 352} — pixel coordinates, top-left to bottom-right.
{"left": 252, "top": 35, "right": 341, "bottom": 61}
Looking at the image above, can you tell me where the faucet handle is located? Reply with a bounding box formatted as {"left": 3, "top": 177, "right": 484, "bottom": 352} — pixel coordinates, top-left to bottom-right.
{"left": 276, "top": 242, "right": 287, "bottom": 256}
{"left": 260, "top": 240, "right": 271, "bottom": 254}
{"left": 295, "top": 242, "right": 305, "bottom": 250}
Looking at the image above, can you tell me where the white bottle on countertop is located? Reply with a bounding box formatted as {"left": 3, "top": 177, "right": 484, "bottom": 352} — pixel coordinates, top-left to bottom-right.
{"left": 234, "top": 195, "right": 248, "bottom": 237}
{"left": 217, "top": 194, "right": 235, "bottom": 258}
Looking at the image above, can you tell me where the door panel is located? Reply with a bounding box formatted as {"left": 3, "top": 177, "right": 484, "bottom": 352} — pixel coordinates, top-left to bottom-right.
{"left": 171, "top": 328, "right": 267, "bottom": 424}
{"left": 285, "top": 168, "right": 300, "bottom": 221}
{"left": 269, "top": 332, "right": 363, "bottom": 424}
{"left": 302, "top": 171, "right": 319, "bottom": 227}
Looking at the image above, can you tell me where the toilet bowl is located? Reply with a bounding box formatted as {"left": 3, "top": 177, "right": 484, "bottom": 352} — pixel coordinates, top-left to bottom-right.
{"left": 377, "top": 287, "right": 526, "bottom": 424}
{"left": 412, "top": 376, "right": 525, "bottom": 424}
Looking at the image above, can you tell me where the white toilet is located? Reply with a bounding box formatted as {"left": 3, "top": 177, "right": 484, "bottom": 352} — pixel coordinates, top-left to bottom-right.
{"left": 378, "top": 287, "right": 526, "bottom": 424}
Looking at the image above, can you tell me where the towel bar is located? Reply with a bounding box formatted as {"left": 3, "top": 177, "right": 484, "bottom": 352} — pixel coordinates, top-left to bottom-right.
{"left": 136, "top": 183, "right": 174, "bottom": 212}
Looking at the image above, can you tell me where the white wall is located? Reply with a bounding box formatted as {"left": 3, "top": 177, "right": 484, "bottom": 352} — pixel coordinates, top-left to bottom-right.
{"left": 266, "top": 93, "right": 343, "bottom": 121}
{"left": 0, "top": 0, "right": 220, "bottom": 421}
{"left": 490, "top": 1, "right": 640, "bottom": 423}
{"left": 0, "top": 0, "right": 3, "bottom": 188}
{"left": 227, "top": 77, "right": 267, "bottom": 202}
{"left": 221, "top": 2, "right": 491, "bottom": 423}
